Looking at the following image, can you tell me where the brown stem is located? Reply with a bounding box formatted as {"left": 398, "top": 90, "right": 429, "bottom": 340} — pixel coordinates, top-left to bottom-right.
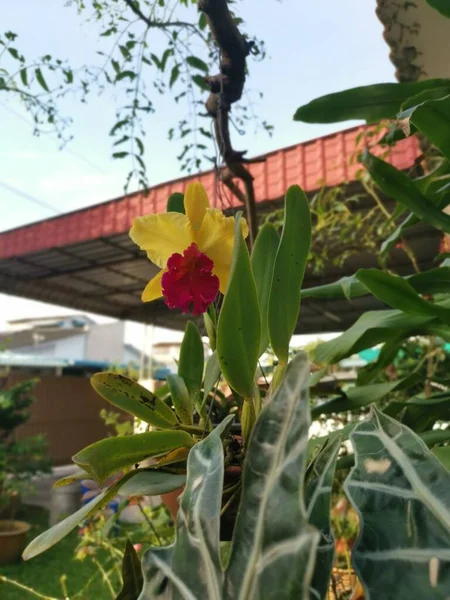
{"left": 199, "top": 0, "right": 258, "bottom": 245}
{"left": 123, "top": 0, "right": 198, "bottom": 31}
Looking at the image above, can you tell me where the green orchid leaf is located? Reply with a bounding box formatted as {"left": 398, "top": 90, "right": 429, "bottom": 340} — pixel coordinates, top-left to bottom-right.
{"left": 269, "top": 185, "right": 311, "bottom": 363}
{"left": 294, "top": 79, "right": 450, "bottom": 124}
{"left": 116, "top": 540, "right": 144, "bottom": 600}
{"left": 178, "top": 321, "right": 204, "bottom": 403}
{"left": 167, "top": 192, "right": 185, "bottom": 213}
{"left": 251, "top": 223, "right": 280, "bottom": 356}
{"left": 23, "top": 469, "right": 140, "bottom": 560}
{"left": 305, "top": 436, "right": 341, "bottom": 600}
{"left": 217, "top": 213, "right": 260, "bottom": 398}
{"left": 52, "top": 469, "right": 89, "bottom": 489}
{"left": 363, "top": 152, "right": 450, "bottom": 233}
{"left": 118, "top": 469, "right": 186, "bottom": 497}
{"left": 72, "top": 430, "right": 194, "bottom": 484}
{"left": 23, "top": 468, "right": 185, "bottom": 561}
{"left": 91, "top": 372, "right": 178, "bottom": 428}
{"left": 141, "top": 354, "right": 319, "bottom": 599}
{"left": 345, "top": 406, "right": 450, "bottom": 599}
{"left": 167, "top": 374, "right": 193, "bottom": 425}
{"left": 202, "top": 350, "right": 221, "bottom": 404}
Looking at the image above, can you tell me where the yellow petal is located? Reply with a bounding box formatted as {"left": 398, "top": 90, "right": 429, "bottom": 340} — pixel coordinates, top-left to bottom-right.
{"left": 184, "top": 182, "right": 210, "bottom": 234}
{"left": 196, "top": 209, "right": 248, "bottom": 294}
{"left": 142, "top": 269, "right": 166, "bottom": 302}
{"left": 130, "top": 212, "right": 192, "bottom": 268}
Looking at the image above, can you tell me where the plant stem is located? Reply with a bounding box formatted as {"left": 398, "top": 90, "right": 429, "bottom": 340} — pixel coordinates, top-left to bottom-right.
{"left": 220, "top": 486, "right": 241, "bottom": 517}
{"left": 0, "top": 576, "right": 59, "bottom": 600}
{"left": 270, "top": 361, "right": 287, "bottom": 394}
{"left": 91, "top": 557, "right": 116, "bottom": 599}
{"left": 137, "top": 501, "right": 163, "bottom": 546}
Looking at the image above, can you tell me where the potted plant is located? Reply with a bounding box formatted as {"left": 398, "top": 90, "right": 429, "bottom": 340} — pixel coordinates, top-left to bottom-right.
{"left": 0, "top": 379, "right": 51, "bottom": 564}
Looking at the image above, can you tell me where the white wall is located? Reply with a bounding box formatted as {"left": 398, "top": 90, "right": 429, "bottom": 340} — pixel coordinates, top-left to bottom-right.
{"left": 85, "top": 321, "right": 126, "bottom": 364}
{"left": 15, "top": 334, "right": 86, "bottom": 360}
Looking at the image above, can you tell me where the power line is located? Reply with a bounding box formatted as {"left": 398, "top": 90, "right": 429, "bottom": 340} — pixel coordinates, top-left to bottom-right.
{"left": 0, "top": 180, "right": 60, "bottom": 215}
{"left": 0, "top": 102, "right": 108, "bottom": 174}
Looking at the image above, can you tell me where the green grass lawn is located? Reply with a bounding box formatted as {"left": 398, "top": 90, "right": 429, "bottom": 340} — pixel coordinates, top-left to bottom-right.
{"left": 0, "top": 505, "right": 121, "bottom": 600}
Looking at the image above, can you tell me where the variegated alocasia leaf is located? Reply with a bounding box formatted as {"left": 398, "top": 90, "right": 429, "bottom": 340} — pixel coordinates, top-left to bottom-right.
{"left": 345, "top": 406, "right": 450, "bottom": 600}
{"left": 225, "top": 351, "right": 319, "bottom": 599}
{"left": 140, "top": 415, "right": 234, "bottom": 600}
{"left": 139, "top": 352, "right": 320, "bottom": 600}
{"left": 305, "top": 436, "right": 342, "bottom": 600}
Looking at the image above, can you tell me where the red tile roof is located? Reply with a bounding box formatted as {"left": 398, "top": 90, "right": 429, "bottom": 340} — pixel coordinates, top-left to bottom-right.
{"left": 0, "top": 125, "right": 420, "bottom": 260}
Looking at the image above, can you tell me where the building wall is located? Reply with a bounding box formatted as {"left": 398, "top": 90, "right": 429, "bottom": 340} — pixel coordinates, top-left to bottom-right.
{"left": 85, "top": 321, "right": 126, "bottom": 364}
{"left": 122, "top": 346, "right": 141, "bottom": 366}
{"left": 14, "top": 334, "right": 87, "bottom": 360}
{"left": 12, "top": 372, "right": 121, "bottom": 465}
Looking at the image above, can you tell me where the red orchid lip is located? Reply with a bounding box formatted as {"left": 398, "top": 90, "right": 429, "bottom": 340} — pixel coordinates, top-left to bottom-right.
{"left": 161, "top": 243, "right": 219, "bottom": 315}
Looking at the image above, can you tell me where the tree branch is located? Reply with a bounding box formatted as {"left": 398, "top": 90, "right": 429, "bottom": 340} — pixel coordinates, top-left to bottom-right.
{"left": 198, "top": 0, "right": 258, "bottom": 246}
{"left": 123, "top": 0, "right": 198, "bottom": 31}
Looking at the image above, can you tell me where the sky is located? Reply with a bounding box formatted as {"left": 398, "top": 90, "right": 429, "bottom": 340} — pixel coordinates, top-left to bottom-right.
{"left": 0, "top": 0, "right": 395, "bottom": 348}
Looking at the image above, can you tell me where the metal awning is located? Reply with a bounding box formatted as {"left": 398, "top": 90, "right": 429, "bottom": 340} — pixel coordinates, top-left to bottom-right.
{"left": 0, "top": 125, "right": 434, "bottom": 334}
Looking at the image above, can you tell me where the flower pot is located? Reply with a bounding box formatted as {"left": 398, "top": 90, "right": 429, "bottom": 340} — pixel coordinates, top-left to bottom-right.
{"left": 0, "top": 520, "right": 30, "bottom": 564}
{"left": 161, "top": 487, "right": 183, "bottom": 520}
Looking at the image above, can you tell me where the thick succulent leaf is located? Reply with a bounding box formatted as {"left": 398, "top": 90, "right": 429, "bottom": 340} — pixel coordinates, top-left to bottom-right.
{"left": 302, "top": 275, "right": 367, "bottom": 300}
{"left": 409, "top": 93, "right": 450, "bottom": 160}
{"left": 73, "top": 430, "right": 194, "bottom": 484}
{"left": 139, "top": 416, "right": 234, "bottom": 600}
{"left": 433, "top": 446, "right": 450, "bottom": 470}
{"left": 313, "top": 299, "right": 450, "bottom": 364}
{"left": 251, "top": 222, "right": 280, "bottom": 356}
{"left": 116, "top": 540, "right": 144, "bottom": 600}
{"left": 426, "top": 0, "right": 450, "bottom": 16}
{"left": 389, "top": 390, "right": 450, "bottom": 433}
{"left": 305, "top": 436, "right": 341, "bottom": 600}
{"left": 217, "top": 213, "right": 261, "bottom": 397}
{"left": 344, "top": 406, "right": 450, "bottom": 600}
{"left": 178, "top": 321, "right": 204, "bottom": 403}
{"left": 225, "top": 352, "right": 319, "bottom": 599}
{"left": 268, "top": 186, "right": 311, "bottom": 363}
{"left": 302, "top": 267, "right": 450, "bottom": 301}
{"left": 310, "top": 370, "right": 420, "bottom": 419}
{"left": 356, "top": 335, "right": 405, "bottom": 385}
{"left": 356, "top": 269, "right": 450, "bottom": 323}
{"left": 293, "top": 79, "right": 450, "bottom": 124}
{"left": 91, "top": 372, "right": 178, "bottom": 428}
{"left": 363, "top": 152, "right": 450, "bottom": 233}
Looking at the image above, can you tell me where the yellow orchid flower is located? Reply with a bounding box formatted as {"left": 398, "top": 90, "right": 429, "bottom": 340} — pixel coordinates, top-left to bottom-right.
{"left": 129, "top": 182, "right": 248, "bottom": 314}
